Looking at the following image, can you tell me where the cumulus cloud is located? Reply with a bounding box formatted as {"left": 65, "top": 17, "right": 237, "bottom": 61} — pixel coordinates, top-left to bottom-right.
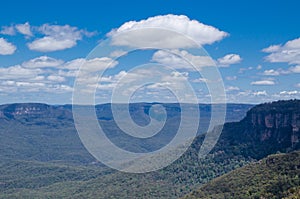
{"left": 0, "top": 62, "right": 73, "bottom": 94}
{"left": 279, "top": 90, "right": 299, "bottom": 95}
{"left": 109, "top": 69, "right": 191, "bottom": 99}
{"left": 0, "top": 38, "right": 17, "bottom": 55}
{"left": 236, "top": 90, "right": 267, "bottom": 97}
{"left": 108, "top": 14, "right": 228, "bottom": 48}
{"left": 28, "top": 37, "right": 77, "bottom": 52}
{"left": 0, "top": 80, "right": 72, "bottom": 93}
{"left": 226, "top": 90, "right": 270, "bottom": 104}
{"left": 0, "top": 55, "right": 107, "bottom": 95}
{"left": 28, "top": 24, "right": 95, "bottom": 52}
{"left": 73, "top": 57, "right": 119, "bottom": 89}
{"left": 263, "top": 37, "right": 300, "bottom": 65}
{"left": 110, "top": 50, "right": 128, "bottom": 58}
{"left": 217, "top": 54, "right": 242, "bottom": 67}
{"left": 289, "top": 65, "right": 300, "bottom": 73}
{"left": 80, "top": 57, "right": 118, "bottom": 73}
{"left": 152, "top": 49, "right": 214, "bottom": 70}
{"left": 253, "top": 90, "right": 267, "bottom": 96}
{"left": 262, "top": 65, "right": 300, "bottom": 76}
{"left": 60, "top": 58, "right": 85, "bottom": 71}
{"left": 272, "top": 90, "right": 300, "bottom": 100}
{"left": 192, "top": 77, "right": 209, "bottom": 83}
{"left": 262, "top": 69, "right": 281, "bottom": 76}
{"left": 262, "top": 45, "right": 281, "bottom": 53}
{"left": 47, "top": 75, "right": 66, "bottom": 82}
{"left": 226, "top": 86, "right": 240, "bottom": 92}
{"left": 22, "top": 56, "right": 64, "bottom": 68}
{"left": 0, "top": 65, "right": 42, "bottom": 80}
{"left": 251, "top": 80, "right": 275, "bottom": 85}
{"left": 82, "top": 67, "right": 192, "bottom": 98}
{"left": 0, "top": 26, "right": 15, "bottom": 35}
{"left": 15, "top": 22, "right": 33, "bottom": 37}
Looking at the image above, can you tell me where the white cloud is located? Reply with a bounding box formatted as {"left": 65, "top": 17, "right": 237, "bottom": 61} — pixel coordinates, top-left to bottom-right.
{"left": 279, "top": 90, "right": 299, "bottom": 95}
{"left": 262, "top": 65, "right": 300, "bottom": 76}
{"left": 0, "top": 55, "right": 102, "bottom": 95}
{"left": 15, "top": 81, "right": 45, "bottom": 87}
{"left": 15, "top": 22, "right": 33, "bottom": 37}
{"left": 28, "top": 37, "right": 77, "bottom": 52}
{"left": 161, "top": 71, "right": 188, "bottom": 82}
{"left": 0, "top": 63, "right": 74, "bottom": 94}
{"left": 236, "top": 90, "right": 267, "bottom": 97}
{"left": 62, "top": 58, "right": 85, "bottom": 70}
{"left": 110, "top": 50, "right": 128, "bottom": 58}
{"left": 28, "top": 24, "right": 94, "bottom": 52}
{"left": 152, "top": 49, "right": 214, "bottom": 70}
{"left": 108, "top": 14, "right": 228, "bottom": 48}
{"left": 0, "top": 38, "right": 16, "bottom": 55}
{"left": 74, "top": 57, "right": 119, "bottom": 88}
{"left": 0, "top": 26, "right": 15, "bottom": 35}
{"left": 263, "top": 37, "right": 300, "bottom": 65}
{"left": 296, "top": 83, "right": 300, "bottom": 88}
{"left": 0, "top": 65, "right": 42, "bottom": 79}
{"left": 32, "top": 76, "right": 45, "bottom": 81}
{"left": 225, "top": 90, "right": 270, "bottom": 104}
{"left": 92, "top": 68, "right": 191, "bottom": 97}
{"left": 192, "top": 77, "right": 209, "bottom": 83}
{"left": 273, "top": 90, "right": 300, "bottom": 100}
{"left": 289, "top": 65, "right": 300, "bottom": 73}
{"left": 63, "top": 57, "right": 116, "bottom": 72}
{"left": 0, "top": 79, "right": 73, "bottom": 93}
{"left": 226, "top": 86, "right": 240, "bottom": 92}
{"left": 251, "top": 80, "right": 275, "bottom": 85}
{"left": 253, "top": 90, "right": 267, "bottom": 96}
{"left": 22, "top": 56, "right": 64, "bottom": 68}
{"left": 80, "top": 57, "right": 118, "bottom": 72}
{"left": 217, "top": 54, "right": 242, "bottom": 67}
{"left": 47, "top": 75, "right": 66, "bottom": 82}
{"left": 18, "top": 56, "right": 118, "bottom": 80}
{"left": 51, "top": 84, "right": 73, "bottom": 92}
{"left": 262, "top": 45, "right": 281, "bottom": 53}
{"left": 262, "top": 69, "right": 281, "bottom": 76}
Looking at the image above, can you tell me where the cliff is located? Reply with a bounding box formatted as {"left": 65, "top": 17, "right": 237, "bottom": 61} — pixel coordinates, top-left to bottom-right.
{"left": 246, "top": 99, "right": 300, "bottom": 147}
{"left": 216, "top": 99, "right": 300, "bottom": 159}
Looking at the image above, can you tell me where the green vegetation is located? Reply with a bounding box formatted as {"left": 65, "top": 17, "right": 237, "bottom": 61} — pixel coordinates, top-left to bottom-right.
{"left": 183, "top": 151, "right": 300, "bottom": 199}
{"left": 0, "top": 100, "right": 298, "bottom": 198}
{"left": 249, "top": 99, "right": 300, "bottom": 114}
{"left": 0, "top": 137, "right": 253, "bottom": 198}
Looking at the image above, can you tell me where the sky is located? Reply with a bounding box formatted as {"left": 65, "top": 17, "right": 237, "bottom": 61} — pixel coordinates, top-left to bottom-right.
{"left": 0, "top": 0, "right": 299, "bottom": 104}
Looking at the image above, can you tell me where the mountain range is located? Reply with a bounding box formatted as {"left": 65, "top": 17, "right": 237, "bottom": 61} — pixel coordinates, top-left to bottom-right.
{"left": 0, "top": 100, "right": 299, "bottom": 198}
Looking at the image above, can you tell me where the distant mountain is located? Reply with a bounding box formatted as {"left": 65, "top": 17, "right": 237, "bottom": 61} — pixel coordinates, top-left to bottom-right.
{"left": 0, "top": 100, "right": 299, "bottom": 198}
{"left": 0, "top": 102, "right": 253, "bottom": 162}
{"left": 0, "top": 102, "right": 253, "bottom": 128}
{"left": 182, "top": 150, "right": 300, "bottom": 199}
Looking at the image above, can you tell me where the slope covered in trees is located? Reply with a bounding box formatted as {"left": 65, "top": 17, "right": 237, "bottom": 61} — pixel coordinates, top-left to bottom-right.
{"left": 0, "top": 100, "right": 299, "bottom": 198}
{"left": 183, "top": 151, "right": 300, "bottom": 199}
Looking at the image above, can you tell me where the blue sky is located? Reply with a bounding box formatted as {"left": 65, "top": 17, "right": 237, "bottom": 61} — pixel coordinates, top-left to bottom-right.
{"left": 0, "top": 0, "right": 299, "bottom": 104}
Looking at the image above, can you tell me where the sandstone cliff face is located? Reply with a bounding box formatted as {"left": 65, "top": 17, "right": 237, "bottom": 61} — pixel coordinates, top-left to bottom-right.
{"left": 0, "top": 103, "right": 49, "bottom": 117}
{"left": 250, "top": 112, "right": 300, "bottom": 129}
{"left": 0, "top": 103, "right": 72, "bottom": 120}
{"left": 246, "top": 100, "right": 300, "bottom": 148}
